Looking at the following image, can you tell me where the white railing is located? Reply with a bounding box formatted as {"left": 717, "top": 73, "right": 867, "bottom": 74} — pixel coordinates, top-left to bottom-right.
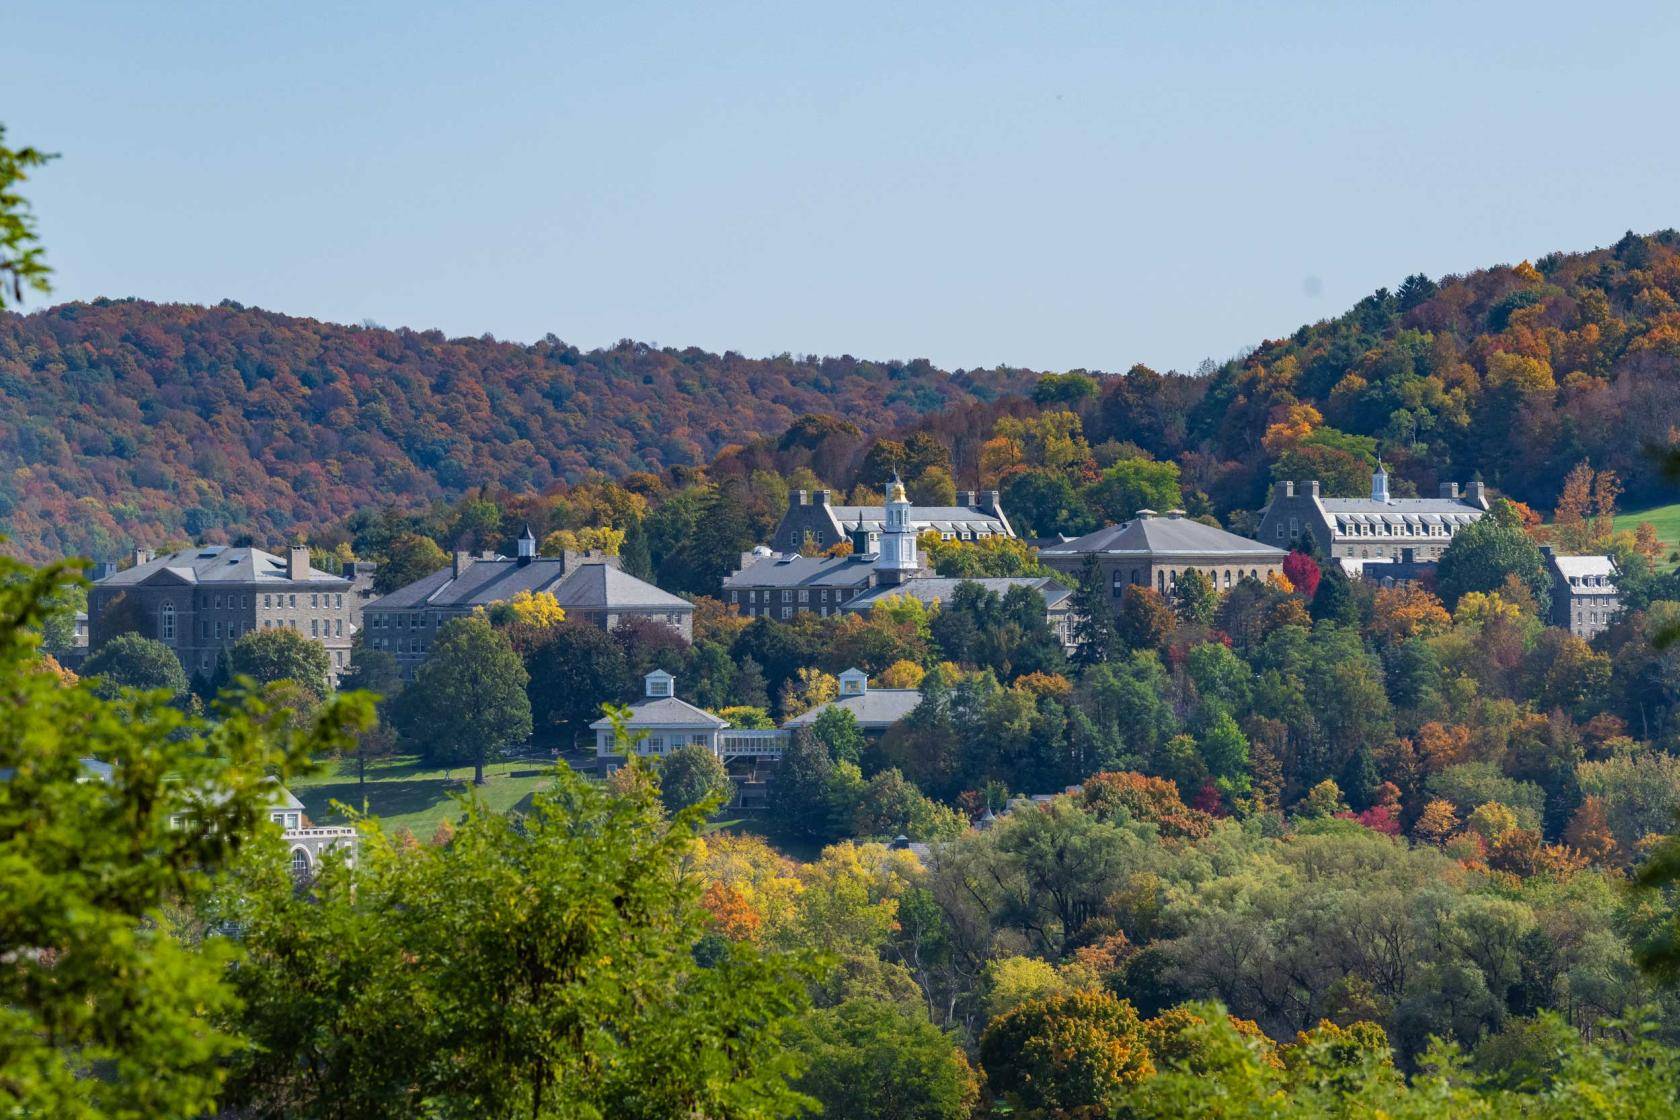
{"left": 719, "top": 730, "right": 790, "bottom": 759}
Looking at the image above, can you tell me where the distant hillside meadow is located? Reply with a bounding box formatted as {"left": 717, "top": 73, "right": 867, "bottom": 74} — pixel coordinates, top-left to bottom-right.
{"left": 6, "top": 230, "right": 1680, "bottom": 562}
{"left": 0, "top": 299, "right": 1039, "bottom": 561}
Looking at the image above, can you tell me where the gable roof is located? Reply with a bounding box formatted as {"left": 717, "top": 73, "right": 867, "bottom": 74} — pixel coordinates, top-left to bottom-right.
{"left": 95, "top": 546, "right": 347, "bottom": 588}
{"left": 363, "top": 558, "right": 689, "bottom": 613}
{"left": 724, "top": 552, "right": 880, "bottom": 589}
{"left": 1041, "top": 514, "right": 1286, "bottom": 561}
{"left": 590, "top": 696, "right": 729, "bottom": 731}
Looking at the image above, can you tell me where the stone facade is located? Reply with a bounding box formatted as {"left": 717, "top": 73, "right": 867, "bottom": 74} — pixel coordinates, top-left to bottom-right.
{"left": 1256, "top": 470, "right": 1490, "bottom": 562}
{"left": 1543, "top": 548, "right": 1620, "bottom": 640}
{"left": 88, "top": 545, "right": 373, "bottom": 684}
{"left": 770, "top": 486, "right": 1013, "bottom": 553}
{"left": 363, "top": 529, "right": 692, "bottom": 679}
{"left": 1040, "top": 510, "right": 1287, "bottom": 598}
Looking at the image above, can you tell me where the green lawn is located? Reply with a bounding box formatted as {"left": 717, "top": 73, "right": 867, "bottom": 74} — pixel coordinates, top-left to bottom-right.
{"left": 289, "top": 754, "right": 571, "bottom": 838}
{"left": 1615, "top": 502, "right": 1680, "bottom": 568}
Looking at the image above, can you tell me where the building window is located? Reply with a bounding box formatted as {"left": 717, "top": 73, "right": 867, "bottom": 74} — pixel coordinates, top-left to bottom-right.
{"left": 290, "top": 848, "right": 312, "bottom": 880}
{"left": 263, "top": 594, "right": 272, "bottom": 608}
{"left": 781, "top": 607, "right": 793, "bottom": 620}
{"left": 214, "top": 621, "right": 222, "bottom": 640}
{"left": 288, "top": 594, "right": 297, "bottom": 608}
{"left": 335, "top": 619, "right": 343, "bottom": 636}
{"left": 311, "top": 619, "right": 320, "bottom": 637}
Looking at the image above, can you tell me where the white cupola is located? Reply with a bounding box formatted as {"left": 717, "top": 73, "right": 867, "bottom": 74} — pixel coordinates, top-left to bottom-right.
{"left": 874, "top": 473, "right": 920, "bottom": 585}
{"left": 1372, "top": 462, "right": 1390, "bottom": 503}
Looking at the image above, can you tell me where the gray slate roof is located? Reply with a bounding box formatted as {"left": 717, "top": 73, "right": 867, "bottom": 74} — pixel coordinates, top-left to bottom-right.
{"left": 1041, "top": 514, "right": 1286, "bottom": 561}
{"left": 96, "top": 546, "right": 347, "bottom": 587}
{"left": 1320, "top": 498, "right": 1485, "bottom": 529}
{"left": 364, "top": 559, "right": 689, "bottom": 613}
{"left": 783, "top": 688, "right": 923, "bottom": 731}
{"left": 590, "top": 696, "right": 729, "bottom": 730}
{"left": 723, "top": 552, "right": 880, "bottom": 589}
{"left": 829, "top": 505, "right": 1009, "bottom": 536}
{"left": 843, "top": 576, "right": 1072, "bottom": 613}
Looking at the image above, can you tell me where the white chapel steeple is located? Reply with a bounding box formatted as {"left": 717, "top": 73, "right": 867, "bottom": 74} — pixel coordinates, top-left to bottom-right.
{"left": 875, "top": 472, "right": 920, "bottom": 585}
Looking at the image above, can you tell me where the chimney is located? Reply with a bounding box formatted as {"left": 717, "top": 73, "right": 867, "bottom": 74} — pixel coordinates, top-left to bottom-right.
{"left": 452, "top": 550, "right": 472, "bottom": 579}
{"left": 1466, "top": 481, "right": 1487, "bottom": 507}
{"left": 960, "top": 490, "right": 977, "bottom": 507}
{"left": 792, "top": 489, "right": 808, "bottom": 510}
{"left": 1307, "top": 481, "right": 1320, "bottom": 498}
{"left": 814, "top": 489, "right": 831, "bottom": 506}
{"left": 985, "top": 489, "right": 1001, "bottom": 514}
{"left": 1275, "top": 480, "right": 1295, "bottom": 500}
{"left": 132, "top": 547, "right": 154, "bottom": 568}
{"left": 94, "top": 561, "right": 119, "bottom": 581}
{"left": 1439, "top": 482, "right": 1460, "bottom": 499}
{"left": 287, "top": 545, "right": 310, "bottom": 581}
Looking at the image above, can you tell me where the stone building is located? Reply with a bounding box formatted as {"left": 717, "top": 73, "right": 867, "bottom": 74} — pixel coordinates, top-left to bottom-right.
{"left": 726, "top": 475, "right": 931, "bottom": 619}
{"left": 363, "top": 528, "right": 693, "bottom": 679}
{"left": 726, "top": 478, "right": 1073, "bottom": 645}
{"left": 1256, "top": 468, "right": 1490, "bottom": 561}
{"left": 770, "top": 486, "right": 1012, "bottom": 554}
{"left": 1542, "top": 548, "right": 1620, "bottom": 640}
{"left": 88, "top": 545, "right": 373, "bottom": 683}
{"left": 1039, "top": 510, "right": 1287, "bottom": 597}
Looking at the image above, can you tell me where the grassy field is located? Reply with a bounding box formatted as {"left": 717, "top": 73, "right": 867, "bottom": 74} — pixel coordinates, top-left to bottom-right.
{"left": 289, "top": 755, "right": 569, "bottom": 837}
{"left": 1614, "top": 501, "right": 1680, "bottom": 568}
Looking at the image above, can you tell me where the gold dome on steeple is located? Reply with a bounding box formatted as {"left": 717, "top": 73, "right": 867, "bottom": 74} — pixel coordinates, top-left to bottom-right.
{"left": 888, "top": 471, "right": 908, "bottom": 503}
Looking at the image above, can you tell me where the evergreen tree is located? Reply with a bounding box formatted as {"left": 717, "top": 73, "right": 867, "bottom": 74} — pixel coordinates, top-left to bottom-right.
{"left": 619, "top": 519, "right": 655, "bottom": 583}
{"left": 1309, "top": 564, "right": 1360, "bottom": 626}
{"left": 768, "top": 728, "right": 837, "bottom": 842}
{"left": 1071, "top": 554, "right": 1118, "bottom": 668}
{"left": 734, "top": 655, "right": 770, "bottom": 710}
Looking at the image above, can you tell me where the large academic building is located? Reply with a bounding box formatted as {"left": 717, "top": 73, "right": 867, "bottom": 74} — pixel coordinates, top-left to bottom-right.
{"left": 1038, "top": 510, "right": 1286, "bottom": 597}
{"left": 88, "top": 545, "right": 374, "bottom": 683}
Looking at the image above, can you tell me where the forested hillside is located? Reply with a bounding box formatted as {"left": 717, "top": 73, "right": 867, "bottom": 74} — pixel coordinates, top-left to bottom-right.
{"left": 6, "top": 230, "right": 1680, "bottom": 563}
{"left": 0, "top": 298, "right": 1037, "bottom": 561}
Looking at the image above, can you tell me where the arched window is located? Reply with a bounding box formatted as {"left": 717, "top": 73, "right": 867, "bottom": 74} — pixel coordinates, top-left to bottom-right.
{"left": 159, "top": 601, "right": 176, "bottom": 642}
{"left": 289, "top": 848, "right": 312, "bottom": 880}
{"left": 1224, "top": 569, "right": 1232, "bottom": 587}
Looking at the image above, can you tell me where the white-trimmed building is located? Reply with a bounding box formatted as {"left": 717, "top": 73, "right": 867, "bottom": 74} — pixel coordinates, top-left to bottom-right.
{"left": 591, "top": 671, "right": 788, "bottom": 765}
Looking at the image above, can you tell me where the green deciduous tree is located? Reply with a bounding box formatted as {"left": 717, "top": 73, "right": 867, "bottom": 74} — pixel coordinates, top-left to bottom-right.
{"left": 0, "top": 554, "right": 370, "bottom": 1118}
{"left": 223, "top": 754, "right": 813, "bottom": 1119}
{"left": 0, "top": 125, "right": 54, "bottom": 308}
{"left": 1436, "top": 500, "right": 1551, "bottom": 615}
{"left": 658, "top": 742, "right": 733, "bottom": 815}
{"left": 372, "top": 532, "right": 448, "bottom": 595}
{"left": 391, "top": 615, "right": 531, "bottom": 783}
{"left": 790, "top": 999, "right": 979, "bottom": 1120}
{"left": 81, "top": 631, "right": 189, "bottom": 698}
{"left": 230, "top": 625, "right": 332, "bottom": 700}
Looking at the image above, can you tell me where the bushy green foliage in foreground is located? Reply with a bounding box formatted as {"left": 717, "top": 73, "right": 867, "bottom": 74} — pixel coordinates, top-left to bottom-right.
{"left": 0, "top": 553, "right": 371, "bottom": 1117}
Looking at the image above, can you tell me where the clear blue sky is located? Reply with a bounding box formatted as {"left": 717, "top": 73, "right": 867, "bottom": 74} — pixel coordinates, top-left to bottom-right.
{"left": 7, "top": 1, "right": 1679, "bottom": 373}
